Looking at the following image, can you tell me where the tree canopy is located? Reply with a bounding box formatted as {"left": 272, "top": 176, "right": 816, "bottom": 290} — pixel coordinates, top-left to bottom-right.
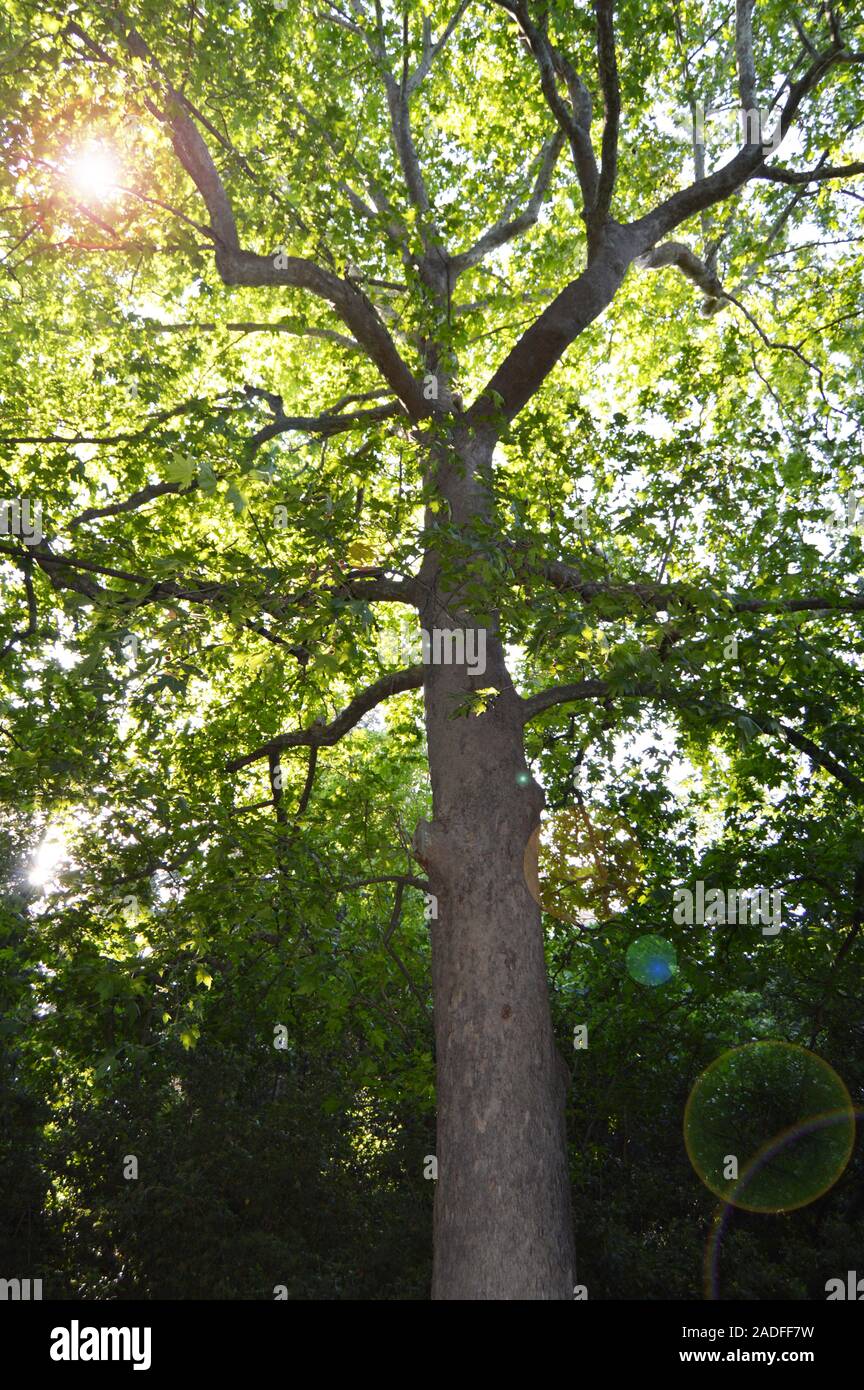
{"left": 1, "top": 0, "right": 863, "bottom": 1300}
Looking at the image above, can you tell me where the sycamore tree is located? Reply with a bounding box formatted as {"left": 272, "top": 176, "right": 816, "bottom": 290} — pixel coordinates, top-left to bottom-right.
{"left": 1, "top": 0, "right": 864, "bottom": 1299}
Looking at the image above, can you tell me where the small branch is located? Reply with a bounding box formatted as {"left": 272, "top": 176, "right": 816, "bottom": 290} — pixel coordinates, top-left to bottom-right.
{"left": 70, "top": 481, "right": 194, "bottom": 529}
{"left": 0, "top": 397, "right": 207, "bottom": 448}
{"left": 724, "top": 291, "right": 827, "bottom": 397}
{"left": 788, "top": 5, "right": 818, "bottom": 58}
{"left": 406, "top": 0, "right": 471, "bottom": 94}
{"left": 379, "top": 880, "right": 434, "bottom": 1025}
{"left": 295, "top": 745, "right": 318, "bottom": 820}
{"left": 138, "top": 321, "right": 362, "bottom": 351}
{"left": 291, "top": 95, "right": 404, "bottom": 245}
{"left": 450, "top": 130, "right": 564, "bottom": 276}
{"left": 337, "top": 873, "right": 430, "bottom": 893}
{"left": 730, "top": 180, "right": 814, "bottom": 299}
{"left": 0, "top": 555, "right": 38, "bottom": 663}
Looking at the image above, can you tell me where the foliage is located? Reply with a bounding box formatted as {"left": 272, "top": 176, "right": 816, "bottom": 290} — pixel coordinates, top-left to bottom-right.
{"left": 1, "top": 0, "right": 862, "bottom": 1297}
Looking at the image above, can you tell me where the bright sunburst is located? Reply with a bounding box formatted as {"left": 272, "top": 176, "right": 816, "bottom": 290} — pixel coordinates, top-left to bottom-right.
{"left": 66, "top": 146, "right": 118, "bottom": 201}
{"left": 28, "top": 827, "right": 68, "bottom": 889}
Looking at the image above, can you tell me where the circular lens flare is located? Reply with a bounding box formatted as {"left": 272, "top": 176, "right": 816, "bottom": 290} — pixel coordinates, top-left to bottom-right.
{"left": 684, "top": 1042, "right": 855, "bottom": 1214}
{"left": 523, "top": 804, "right": 642, "bottom": 926}
{"left": 703, "top": 1105, "right": 864, "bottom": 1299}
{"left": 626, "top": 934, "right": 677, "bottom": 986}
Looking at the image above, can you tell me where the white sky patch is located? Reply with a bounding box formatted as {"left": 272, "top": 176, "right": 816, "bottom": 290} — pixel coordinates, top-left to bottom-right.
{"left": 152, "top": 870, "right": 181, "bottom": 903}
{"left": 116, "top": 710, "right": 136, "bottom": 740}
{"left": 360, "top": 707, "right": 386, "bottom": 732}
{"left": 44, "top": 640, "right": 81, "bottom": 670}
{"left": 614, "top": 719, "right": 693, "bottom": 798}
{"left": 71, "top": 442, "right": 99, "bottom": 465}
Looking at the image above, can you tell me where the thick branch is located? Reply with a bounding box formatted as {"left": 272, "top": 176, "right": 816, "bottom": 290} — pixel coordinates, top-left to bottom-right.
{"left": 465, "top": 226, "right": 635, "bottom": 425}
{"left": 521, "top": 547, "right": 864, "bottom": 620}
{"left": 593, "top": 0, "right": 620, "bottom": 223}
{"left": 496, "top": 0, "right": 599, "bottom": 216}
{"left": 520, "top": 679, "right": 864, "bottom": 798}
{"left": 779, "top": 721, "right": 864, "bottom": 798}
{"left": 225, "top": 665, "right": 424, "bottom": 770}
{"left": 385, "top": 74, "right": 435, "bottom": 229}
{"left": 635, "top": 240, "right": 727, "bottom": 313}
{"left": 246, "top": 398, "right": 404, "bottom": 452}
{"left": 472, "top": 32, "right": 858, "bottom": 430}
{"left": 164, "top": 97, "right": 241, "bottom": 253}
{"left": 0, "top": 541, "right": 416, "bottom": 629}
{"left": 206, "top": 248, "right": 428, "bottom": 416}
{"left": 735, "top": 0, "right": 758, "bottom": 116}
{"left": 73, "top": 17, "right": 427, "bottom": 417}
{"left": 755, "top": 160, "right": 864, "bottom": 184}
{"left": 629, "top": 39, "right": 853, "bottom": 251}
{"left": 521, "top": 678, "right": 610, "bottom": 719}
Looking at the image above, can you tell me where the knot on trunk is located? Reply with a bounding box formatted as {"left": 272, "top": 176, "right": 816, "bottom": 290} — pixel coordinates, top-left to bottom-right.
{"left": 412, "top": 817, "right": 450, "bottom": 875}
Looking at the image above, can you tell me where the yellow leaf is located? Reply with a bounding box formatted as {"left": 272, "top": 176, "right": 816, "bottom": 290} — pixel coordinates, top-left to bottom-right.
{"left": 347, "top": 541, "right": 375, "bottom": 566}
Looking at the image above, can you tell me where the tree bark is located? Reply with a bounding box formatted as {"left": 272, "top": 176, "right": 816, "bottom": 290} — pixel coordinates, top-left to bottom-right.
{"left": 414, "top": 431, "right": 575, "bottom": 1299}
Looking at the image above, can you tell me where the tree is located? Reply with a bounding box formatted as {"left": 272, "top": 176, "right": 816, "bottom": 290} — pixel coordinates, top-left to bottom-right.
{"left": 1, "top": 0, "right": 863, "bottom": 1299}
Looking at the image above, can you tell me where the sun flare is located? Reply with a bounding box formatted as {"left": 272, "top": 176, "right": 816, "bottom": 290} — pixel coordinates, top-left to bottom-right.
{"left": 28, "top": 827, "right": 68, "bottom": 889}
{"left": 67, "top": 147, "right": 118, "bottom": 201}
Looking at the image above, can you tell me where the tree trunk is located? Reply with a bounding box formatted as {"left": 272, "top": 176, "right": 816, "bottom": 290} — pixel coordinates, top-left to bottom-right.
{"left": 414, "top": 431, "right": 575, "bottom": 1300}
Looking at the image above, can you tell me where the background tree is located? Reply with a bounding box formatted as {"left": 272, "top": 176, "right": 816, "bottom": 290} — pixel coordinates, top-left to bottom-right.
{"left": 1, "top": 0, "right": 863, "bottom": 1299}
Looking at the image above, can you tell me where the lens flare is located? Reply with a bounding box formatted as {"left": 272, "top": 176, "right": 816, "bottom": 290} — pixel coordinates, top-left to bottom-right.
{"left": 523, "top": 804, "right": 642, "bottom": 926}
{"left": 67, "top": 147, "right": 118, "bottom": 201}
{"left": 28, "top": 826, "right": 68, "bottom": 888}
{"left": 704, "top": 1104, "right": 864, "bottom": 1299}
{"left": 626, "top": 934, "right": 678, "bottom": 986}
{"left": 685, "top": 1042, "right": 855, "bottom": 1215}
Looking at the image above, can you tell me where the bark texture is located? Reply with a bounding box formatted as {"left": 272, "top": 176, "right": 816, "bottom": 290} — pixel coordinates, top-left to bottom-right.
{"left": 415, "top": 433, "right": 575, "bottom": 1299}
